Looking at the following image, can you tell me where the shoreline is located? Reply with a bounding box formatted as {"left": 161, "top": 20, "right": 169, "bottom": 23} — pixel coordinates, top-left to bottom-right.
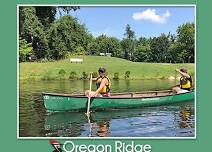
{"left": 19, "top": 56, "right": 195, "bottom": 81}
{"left": 19, "top": 76, "right": 182, "bottom": 81}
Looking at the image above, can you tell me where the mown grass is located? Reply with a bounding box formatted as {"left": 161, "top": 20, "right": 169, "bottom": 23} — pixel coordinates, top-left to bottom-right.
{"left": 19, "top": 56, "right": 195, "bottom": 80}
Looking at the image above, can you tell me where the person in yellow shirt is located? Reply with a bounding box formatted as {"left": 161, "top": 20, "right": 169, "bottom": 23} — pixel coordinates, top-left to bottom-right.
{"left": 85, "top": 67, "right": 111, "bottom": 97}
{"left": 172, "top": 68, "right": 192, "bottom": 93}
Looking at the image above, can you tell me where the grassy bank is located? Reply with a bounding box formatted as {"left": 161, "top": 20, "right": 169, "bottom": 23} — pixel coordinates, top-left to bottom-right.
{"left": 19, "top": 56, "right": 195, "bottom": 80}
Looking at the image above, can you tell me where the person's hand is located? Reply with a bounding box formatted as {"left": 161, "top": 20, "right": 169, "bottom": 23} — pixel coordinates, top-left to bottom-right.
{"left": 88, "top": 91, "right": 92, "bottom": 97}
{"left": 176, "top": 69, "right": 180, "bottom": 72}
{"left": 93, "top": 92, "right": 98, "bottom": 97}
{"left": 89, "top": 92, "right": 93, "bottom": 97}
{"left": 89, "top": 92, "right": 98, "bottom": 97}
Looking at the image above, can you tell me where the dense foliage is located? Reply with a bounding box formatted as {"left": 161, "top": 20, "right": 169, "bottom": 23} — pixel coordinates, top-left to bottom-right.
{"left": 19, "top": 6, "right": 195, "bottom": 63}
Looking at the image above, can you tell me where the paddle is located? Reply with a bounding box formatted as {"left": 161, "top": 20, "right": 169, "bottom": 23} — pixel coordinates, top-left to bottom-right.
{"left": 174, "top": 69, "right": 181, "bottom": 87}
{"left": 87, "top": 113, "right": 93, "bottom": 137}
{"left": 175, "top": 69, "right": 177, "bottom": 86}
{"left": 86, "top": 72, "right": 93, "bottom": 117}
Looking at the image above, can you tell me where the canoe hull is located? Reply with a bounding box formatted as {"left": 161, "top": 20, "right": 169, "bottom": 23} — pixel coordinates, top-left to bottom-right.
{"left": 43, "top": 91, "right": 194, "bottom": 112}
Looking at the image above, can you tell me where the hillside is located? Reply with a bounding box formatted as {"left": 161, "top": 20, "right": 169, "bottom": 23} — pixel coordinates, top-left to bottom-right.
{"left": 19, "top": 56, "right": 195, "bottom": 80}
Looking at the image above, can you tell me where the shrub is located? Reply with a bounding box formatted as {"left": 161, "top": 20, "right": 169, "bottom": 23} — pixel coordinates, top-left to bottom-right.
{"left": 64, "top": 52, "right": 72, "bottom": 59}
{"left": 19, "top": 37, "right": 33, "bottom": 62}
{"left": 92, "top": 72, "right": 98, "bottom": 78}
{"left": 161, "top": 76, "right": 166, "bottom": 79}
{"left": 69, "top": 71, "right": 77, "bottom": 79}
{"left": 39, "top": 58, "right": 49, "bottom": 63}
{"left": 125, "top": 71, "right": 130, "bottom": 79}
{"left": 58, "top": 69, "right": 66, "bottom": 77}
{"left": 113, "top": 72, "right": 119, "bottom": 80}
{"left": 82, "top": 72, "right": 88, "bottom": 79}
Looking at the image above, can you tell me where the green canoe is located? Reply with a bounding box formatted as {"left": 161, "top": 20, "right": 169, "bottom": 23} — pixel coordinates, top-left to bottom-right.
{"left": 42, "top": 90, "right": 194, "bottom": 112}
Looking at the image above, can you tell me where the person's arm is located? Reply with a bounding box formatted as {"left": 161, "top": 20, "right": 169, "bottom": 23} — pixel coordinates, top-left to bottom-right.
{"left": 92, "top": 77, "right": 98, "bottom": 81}
{"left": 91, "top": 78, "right": 108, "bottom": 97}
{"left": 176, "top": 69, "right": 190, "bottom": 78}
{"left": 96, "top": 79, "right": 107, "bottom": 93}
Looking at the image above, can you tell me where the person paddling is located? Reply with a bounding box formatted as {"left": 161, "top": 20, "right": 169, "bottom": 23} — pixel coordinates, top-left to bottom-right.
{"left": 85, "top": 67, "right": 111, "bottom": 97}
{"left": 172, "top": 67, "right": 192, "bottom": 93}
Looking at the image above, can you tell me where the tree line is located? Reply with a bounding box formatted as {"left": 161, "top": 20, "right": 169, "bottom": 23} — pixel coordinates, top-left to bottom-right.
{"left": 19, "top": 6, "right": 195, "bottom": 63}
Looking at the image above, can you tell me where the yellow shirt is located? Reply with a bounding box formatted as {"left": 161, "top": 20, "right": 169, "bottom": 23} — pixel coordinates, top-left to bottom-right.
{"left": 180, "top": 76, "right": 192, "bottom": 89}
{"left": 96, "top": 76, "right": 111, "bottom": 94}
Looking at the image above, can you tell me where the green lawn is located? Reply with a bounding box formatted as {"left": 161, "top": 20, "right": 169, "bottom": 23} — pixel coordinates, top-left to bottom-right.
{"left": 19, "top": 56, "right": 195, "bottom": 80}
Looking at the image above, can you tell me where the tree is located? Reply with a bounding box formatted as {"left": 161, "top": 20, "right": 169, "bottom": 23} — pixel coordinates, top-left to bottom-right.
{"left": 124, "top": 24, "right": 135, "bottom": 39}
{"left": 95, "top": 34, "right": 108, "bottom": 54}
{"left": 134, "top": 44, "right": 151, "bottom": 62}
{"left": 121, "top": 39, "right": 131, "bottom": 59}
{"left": 176, "top": 23, "right": 195, "bottom": 63}
{"left": 133, "top": 36, "right": 151, "bottom": 62}
{"left": 19, "top": 37, "right": 33, "bottom": 62}
{"left": 137, "top": 36, "right": 150, "bottom": 46}
{"left": 109, "top": 37, "right": 122, "bottom": 57}
{"left": 58, "top": 6, "right": 80, "bottom": 16}
{"left": 19, "top": 6, "right": 81, "bottom": 61}
{"left": 47, "top": 15, "right": 90, "bottom": 59}
{"left": 96, "top": 34, "right": 107, "bottom": 44}
{"left": 19, "top": 6, "right": 48, "bottom": 60}
{"left": 150, "top": 33, "right": 171, "bottom": 62}
{"left": 167, "top": 23, "right": 195, "bottom": 63}
{"left": 95, "top": 35, "right": 121, "bottom": 57}
{"left": 19, "top": 6, "right": 195, "bottom": 63}
{"left": 122, "top": 24, "right": 136, "bottom": 60}
{"left": 34, "top": 6, "right": 57, "bottom": 30}
{"left": 87, "top": 42, "right": 99, "bottom": 55}
{"left": 76, "top": 46, "right": 86, "bottom": 55}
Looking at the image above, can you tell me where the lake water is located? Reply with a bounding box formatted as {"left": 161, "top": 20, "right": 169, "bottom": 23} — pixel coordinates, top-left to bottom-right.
{"left": 19, "top": 79, "right": 195, "bottom": 137}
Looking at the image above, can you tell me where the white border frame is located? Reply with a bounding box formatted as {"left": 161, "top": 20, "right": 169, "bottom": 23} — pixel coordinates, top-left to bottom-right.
{"left": 17, "top": 4, "right": 196, "bottom": 140}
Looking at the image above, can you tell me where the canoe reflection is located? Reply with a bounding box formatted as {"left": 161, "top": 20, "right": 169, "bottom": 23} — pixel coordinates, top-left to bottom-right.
{"left": 44, "top": 112, "right": 86, "bottom": 137}
{"left": 44, "top": 103, "right": 194, "bottom": 137}
{"left": 44, "top": 109, "right": 142, "bottom": 137}
{"left": 44, "top": 110, "right": 117, "bottom": 137}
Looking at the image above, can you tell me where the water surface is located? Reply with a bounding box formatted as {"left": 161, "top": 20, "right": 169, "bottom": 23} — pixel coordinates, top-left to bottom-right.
{"left": 19, "top": 79, "right": 195, "bottom": 137}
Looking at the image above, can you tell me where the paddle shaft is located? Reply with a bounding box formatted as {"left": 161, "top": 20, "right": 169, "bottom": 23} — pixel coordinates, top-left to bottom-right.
{"left": 175, "top": 70, "right": 177, "bottom": 86}
{"left": 86, "top": 73, "right": 93, "bottom": 115}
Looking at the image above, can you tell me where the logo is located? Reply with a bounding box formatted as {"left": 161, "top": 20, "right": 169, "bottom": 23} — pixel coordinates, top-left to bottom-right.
{"left": 48, "top": 140, "right": 152, "bottom": 152}
{"left": 50, "top": 139, "right": 63, "bottom": 152}
{"left": 141, "top": 97, "right": 160, "bottom": 101}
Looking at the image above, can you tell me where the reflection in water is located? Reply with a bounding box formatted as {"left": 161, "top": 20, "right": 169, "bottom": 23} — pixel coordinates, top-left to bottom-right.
{"left": 19, "top": 79, "right": 195, "bottom": 137}
{"left": 88, "top": 115, "right": 110, "bottom": 137}
{"left": 44, "top": 112, "right": 85, "bottom": 137}
{"left": 125, "top": 80, "right": 130, "bottom": 91}
{"left": 96, "top": 121, "right": 110, "bottom": 137}
{"left": 44, "top": 103, "right": 194, "bottom": 137}
{"left": 178, "top": 105, "right": 194, "bottom": 129}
